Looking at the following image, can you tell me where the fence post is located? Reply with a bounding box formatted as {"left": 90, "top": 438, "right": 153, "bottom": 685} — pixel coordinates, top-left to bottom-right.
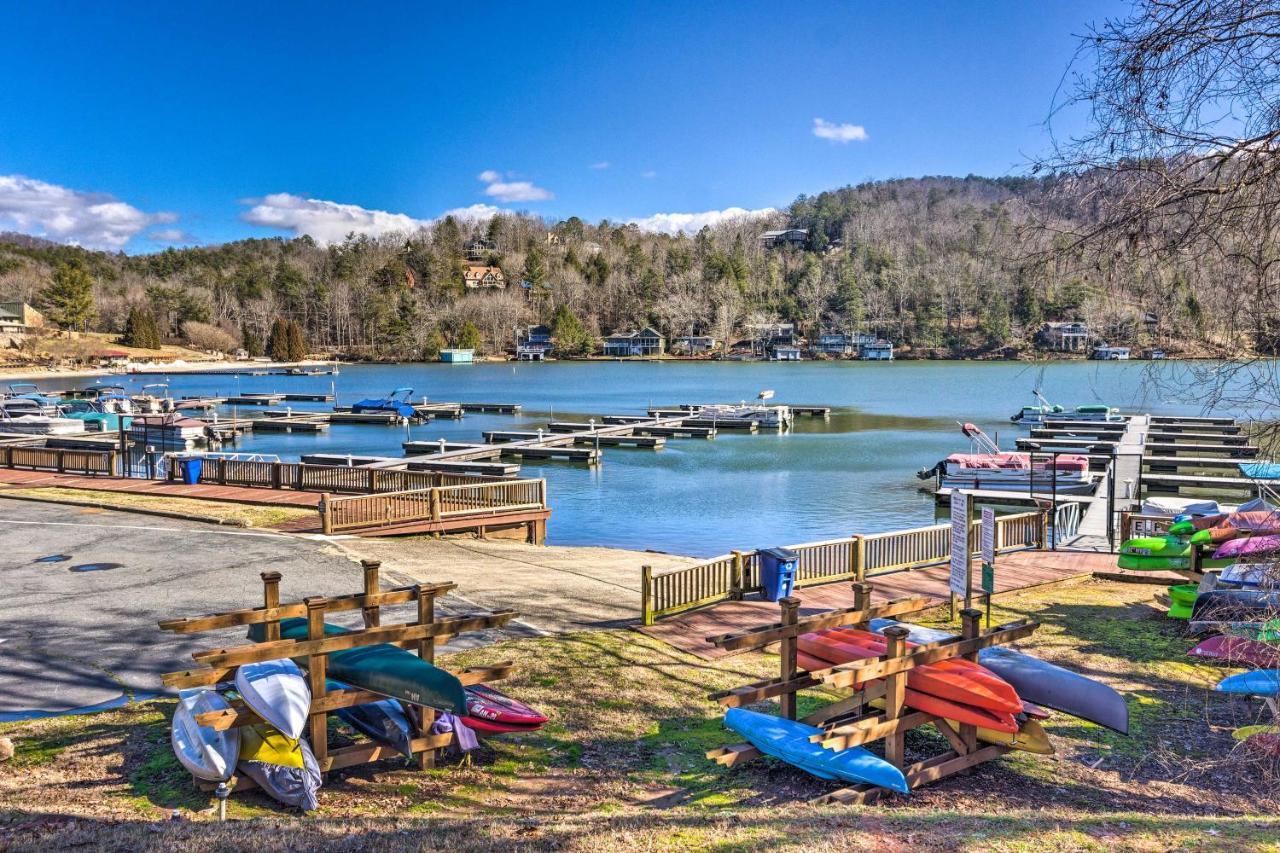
{"left": 413, "top": 582, "right": 438, "bottom": 769}
{"left": 4, "top": 447, "right": 10, "bottom": 469}
{"left": 361, "top": 560, "right": 382, "bottom": 628}
{"left": 538, "top": 478, "right": 547, "bottom": 508}
{"left": 296, "top": 463, "right": 306, "bottom": 491}
{"left": 261, "top": 571, "right": 282, "bottom": 642}
{"left": 853, "top": 534, "right": 866, "bottom": 581}
{"left": 730, "top": 550, "right": 745, "bottom": 600}
{"left": 882, "top": 625, "right": 910, "bottom": 768}
{"left": 430, "top": 488, "right": 441, "bottom": 521}
{"left": 56, "top": 449, "right": 65, "bottom": 474}
{"left": 368, "top": 468, "right": 377, "bottom": 493}
{"left": 958, "top": 608, "right": 984, "bottom": 757}
{"left": 641, "top": 564, "right": 654, "bottom": 625}
{"left": 271, "top": 461, "right": 282, "bottom": 490}
{"left": 304, "top": 596, "right": 329, "bottom": 768}
{"left": 320, "top": 493, "right": 332, "bottom": 534}
{"left": 779, "top": 596, "right": 801, "bottom": 720}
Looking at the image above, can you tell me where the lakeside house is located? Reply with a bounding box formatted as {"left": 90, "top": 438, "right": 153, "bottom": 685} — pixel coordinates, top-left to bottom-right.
{"left": 674, "top": 335, "right": 717, "bottom": 355}
{"left": 463, "top": 265, "right": 506, "bottom": 290}
{"left": 860, "top": 340, "right": 894, "bottom": 361}
{"left": 93, "top": 349, "right": 131, "bottom": 369}
{"left": 603, "top": 327, "right": 665, "bottom": 357}
{"left": 0, "top": 301, "right": 43, "bottom": 346}
{"left": 758, "top": 228, "right": 808, "bottom": 248}
{"left": 1038, "top": 321, "right": 1089, "bottom": 352}
{"left": 815, "top": 332, "right": 854, "bottom": 356}
{"left": 517, "top": 324, "right": 553, "bottom": 361}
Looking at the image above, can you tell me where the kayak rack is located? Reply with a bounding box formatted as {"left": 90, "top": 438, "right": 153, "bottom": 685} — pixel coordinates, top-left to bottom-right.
{"left": 704, "top": 581, "right": 1040, "bottom": 805}
{"left": 158, "top": 560, "right": 519, "bottom": 790}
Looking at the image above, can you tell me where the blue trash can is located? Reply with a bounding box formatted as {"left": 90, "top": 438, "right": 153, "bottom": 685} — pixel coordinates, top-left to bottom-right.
{"left": 758, "top": 547, "right": 798, "bottom": 602}
{"left": 180, "top": 455, "right": 203, "bottom": 485}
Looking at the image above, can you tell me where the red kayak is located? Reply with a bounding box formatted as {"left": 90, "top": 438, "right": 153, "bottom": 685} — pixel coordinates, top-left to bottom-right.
{"left": 797, "top": 650, "right": 1019, "bottom": 733}
{"left": 462, "top": 684, "right": 547, "bottom": 733}
{"left": 1188, "top": 635, "right": 1280, "bottom": 669}
{"left": 809, "top": 628, "right": 1022, "bottom": 715}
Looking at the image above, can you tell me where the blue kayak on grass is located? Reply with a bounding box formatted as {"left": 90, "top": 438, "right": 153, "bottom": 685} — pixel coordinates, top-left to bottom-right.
{"left": 724, "top": 707, "right": 909, "bottom": 793}
{"left": 1215, "top": 669, "right": 1280, "bottom": 697}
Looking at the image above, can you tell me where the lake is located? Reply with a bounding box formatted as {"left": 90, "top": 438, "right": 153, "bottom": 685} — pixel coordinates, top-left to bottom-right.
{"left": 26, "top": 359, "right": 1240, "bottom": 556}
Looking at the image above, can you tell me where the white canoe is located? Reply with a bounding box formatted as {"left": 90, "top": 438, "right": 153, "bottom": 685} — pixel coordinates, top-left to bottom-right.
{"left": 235, "top": 659, "right": 312, "bottom": 740}
{"left": 171, "top": 689, "right": 240, "bottom": 781}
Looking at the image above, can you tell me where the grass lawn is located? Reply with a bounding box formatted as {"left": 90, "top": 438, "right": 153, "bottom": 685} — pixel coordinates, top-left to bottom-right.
{"left": 2, "top": 576, "right": 1279, "bottom": 851}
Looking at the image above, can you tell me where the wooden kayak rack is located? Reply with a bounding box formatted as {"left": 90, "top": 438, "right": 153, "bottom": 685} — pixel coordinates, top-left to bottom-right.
{"left": 704, "top": 581, "right": 1040, "bottom": 805}
{"left": 158, "top": 560, "right": 518, "bottom": 787}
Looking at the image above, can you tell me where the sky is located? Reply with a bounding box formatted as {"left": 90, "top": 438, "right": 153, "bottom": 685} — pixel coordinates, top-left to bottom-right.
{"left": 0, "top": 0, "right": 1126, "bottom": 253}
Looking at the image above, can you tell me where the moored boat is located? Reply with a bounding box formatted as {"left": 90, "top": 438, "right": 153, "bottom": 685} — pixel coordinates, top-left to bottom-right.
{"left": 1010, "top": 390, "right": 1121, "bottom": 426}
{"left": 919, "top": 422, "right": 1094, "bottom": 493}
{"left": 351, "top": 387, "right": 417, "bottom": 419}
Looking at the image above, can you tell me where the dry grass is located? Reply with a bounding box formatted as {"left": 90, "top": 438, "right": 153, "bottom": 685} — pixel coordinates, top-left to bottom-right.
{"left": 0, "top": 486, "right": 314, "bottom": 528}
{"left": 2, "top": 577, "right": 1280, "bottom": 850}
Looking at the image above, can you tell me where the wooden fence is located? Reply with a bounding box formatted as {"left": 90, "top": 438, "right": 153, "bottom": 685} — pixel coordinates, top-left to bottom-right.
{"left": 641, "top": 511, "right": 1046, "bottom": 624}
{"left": 168, "top": 459, "right": 501, "bottom": 495}
{"left": 321, "top": 478, "right": 546, "bottom": 534}
{"left": 1, "top": 445, "right": 116, "bottom": 476}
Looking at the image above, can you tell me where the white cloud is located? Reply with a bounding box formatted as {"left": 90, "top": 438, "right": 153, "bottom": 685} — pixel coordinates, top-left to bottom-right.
{"left": 149, "top": 228, "right": 191, "bottom": 243}
{"left": 241, "top": 193, "right": 433, "bottom": 245}
{"left": 812, "top": 117, "right": 868, "bottom": 143}
{"left": 629, "top": 206, "right": 777, "bottom": 236}
{"left": 438, "top": 203, "right": 503, "bottom": 222}
{"left": 476, "top": 169, "right": 553, "bottom": 203}
{"left": 589, "top": 161, "right": 610, "bottom": 170}
{"left": 640, "top": 170, "right": 657, "bottom": 179}
{"left": 0, "top": 174, "right": 176, "bottom": 250}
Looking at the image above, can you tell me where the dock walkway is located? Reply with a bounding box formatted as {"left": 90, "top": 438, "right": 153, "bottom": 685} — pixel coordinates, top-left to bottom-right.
{"left": 636, "top": 549, "right": 1112, "bottom": 659}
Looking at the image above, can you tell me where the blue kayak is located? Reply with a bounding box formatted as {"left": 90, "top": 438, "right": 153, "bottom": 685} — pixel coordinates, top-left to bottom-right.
{"left": 1215, "top": 669, "right": 1280, "bottom": 697}
{"left": 724, "top": 707, "right": 909, "bottom": 793}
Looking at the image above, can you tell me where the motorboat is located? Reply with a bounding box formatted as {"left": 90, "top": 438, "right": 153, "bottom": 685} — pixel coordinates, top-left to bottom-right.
{"left": 0, "top": 400, "right": 86, "bottom": 435}
{"left": 59, "top": 399, "right": 131, "bottom": 432}
{"left": 130, "top": 414, "right": 211, "bottom": 447}
{"left": 1010, "top": 390, "right": 1121, "bottom": 426}
{"left": 4, "top": 383, "right": 61, "bottom": 415}
{"left": 132, "top": 383, "right": 177, "bottom": 414}
{"left": 351, "top": 387, "right": 417, "bottom": 418}
{"left": 82, "top": 385, "right": 135, "bottom": 414}
{"left": 919, "top": 422, "right": 1095, "bottom": 493}
{"left": 693, "top": 402, "right": 793, "bottom": 430}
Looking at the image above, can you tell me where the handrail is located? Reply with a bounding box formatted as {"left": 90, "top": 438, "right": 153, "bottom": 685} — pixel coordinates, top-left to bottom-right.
{"left": 1, "top": 446, "right": 116, "bottom": 476}
{"left": 320, "top": 478, "right": 547, "bottom": 534}
{"left": 642, "top": 511, "right": 1046, "bottom": 624}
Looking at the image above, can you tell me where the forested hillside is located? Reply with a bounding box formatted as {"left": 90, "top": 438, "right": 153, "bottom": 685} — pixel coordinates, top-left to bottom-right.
{"left": 0, "top": 175, "right": 1239, "bottom": 359}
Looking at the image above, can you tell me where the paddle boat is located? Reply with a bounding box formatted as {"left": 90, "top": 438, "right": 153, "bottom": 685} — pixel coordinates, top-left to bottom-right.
{"left": 919, "top": 422, "right": 1094, "bottom": 494}
{"left": 351, "top": 387, "right": 417, "bottom": 419}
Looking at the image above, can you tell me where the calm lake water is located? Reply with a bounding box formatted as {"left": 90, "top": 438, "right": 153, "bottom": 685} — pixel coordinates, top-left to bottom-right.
{"left": 26, "top": 360, "right": 1244, "bottom": 556}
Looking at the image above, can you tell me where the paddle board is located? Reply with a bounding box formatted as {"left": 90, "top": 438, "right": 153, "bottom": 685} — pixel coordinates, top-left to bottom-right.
{"left": 235, "top": 659, "right": 311, "bottom": 740}
{"left": 170, "top": 689, "right": 240, "bottom": 781}
{"left": 724, "top": 707, "right": 909, "bottom": 793}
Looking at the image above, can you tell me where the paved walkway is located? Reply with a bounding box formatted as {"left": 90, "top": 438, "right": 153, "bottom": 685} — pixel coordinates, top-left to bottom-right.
{"left": 0, "top": 468, "right": 320, "bottom": 507}
{"left": 636, "top": 549, "right": 1116, "bottom": 659}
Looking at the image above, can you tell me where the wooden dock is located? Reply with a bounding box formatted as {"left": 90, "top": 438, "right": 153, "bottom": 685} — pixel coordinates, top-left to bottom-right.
{"left": 223, "top": 394, "right": 285, "bottom": 406}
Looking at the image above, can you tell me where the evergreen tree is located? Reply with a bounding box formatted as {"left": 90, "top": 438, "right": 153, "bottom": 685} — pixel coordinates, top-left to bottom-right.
{"left": 242, "top": 325, "right": 263, "bottom": 358}
{"left": 120, "top": 307, "right": 162, "bottom": 349}
{"left": 266, "top": 318, "right": 290, "bottom": 361}
{"left": 456, "top": 321, "right": 482, "bottom": 353}
{"left": 41, "top": 259, "right": 96, "bottom": 331}
{"left": 423, "top": 328, "right": 447, "bottom": 359}
{"left": 551, "top": 304, "right": 592, "bottom": 356}
{"left": 285, "top": 320, "right": 308, "bottom": 361}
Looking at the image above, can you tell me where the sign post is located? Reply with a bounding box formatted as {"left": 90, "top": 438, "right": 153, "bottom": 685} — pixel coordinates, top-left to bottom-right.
{"left": 949, "top": 491, "right": 971, "bottom": 616}
{"left": 980, "top": 506, "right": 996, "bottom": 627}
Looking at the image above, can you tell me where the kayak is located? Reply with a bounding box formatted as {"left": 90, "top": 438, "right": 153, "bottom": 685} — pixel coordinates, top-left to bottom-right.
{"left": 1215, "top": 669, "right": 1280, "bottom": 696}
{"left": 1219, "top": 563, "right": 1278, "bottom": 588}
{"left": 1215, "top": 534, "right": 1280, "bottom": 561}
{"left": 1167, "top": 584, "right": 1198, "bottom": 619}
{"left": 865, "top": 697, "right": 1054, "bottom": 755}
{"left": 1191, "top": 590, "right": 1280, "bottom": 624}
{"left": 797, "top": 650, "right": 1018, "bottom": 733}
{"left": 171, "top": 689, "right": 240, "bottom": 781}
{"left": 240, "top": 722, "right": 305, "bottom": 769}
{"left": 815, "top": 627, "right": 1022, "bottom": 715}
{"left": 1232, "top": 724, "right": 1280, "bottom": 741}
{"left": 235, "top": 659, "right": 311, "bottom": 740}
{"left": 464, "top": 684, "right": 547, "bottom": 729}
{"left": 1188, "top": 635, "right": 1280, "bottom": 668}
{"left": 868, "top": 619, "right": 1130, "bottom": 734}
{"left": 238, "top": 737, "right": 322, "bottom": 811}
{"left": 1117, "top": 535, "right": 1192, "bottom": 571}
{"left": 251, "top": 618, "right": 466, "bottom": 715}
{"left": 724, "top": 707, "right": 909, "bottom": 793}
{"left": 327, "top": 678, "right": 415, "bottom": 758}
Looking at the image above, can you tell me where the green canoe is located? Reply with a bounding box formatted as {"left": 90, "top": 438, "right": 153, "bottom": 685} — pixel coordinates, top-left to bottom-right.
{"left": 248, "top": 618, "right": 466, "bottom": 714}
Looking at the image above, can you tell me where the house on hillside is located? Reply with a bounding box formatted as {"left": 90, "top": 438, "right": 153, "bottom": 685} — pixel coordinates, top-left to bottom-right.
{"left": 603, "top": 327, "right": 665, "bottom": 357}
{"left": 744, "top": 321, "right": 798, "bottom": 358}
{"left": 1142, "top": 312, "right": 1159, "bottom": 334}
{"left": 814, "top": 332, "right": 855, "bottom": 356}
{"left": 463, "top": 265, "right": 506, "bottom": 289}
{"left": 1037, "top": 321, "right": 1089, "bottom": 353}
{"left": 516, "top": 325, "right": 553, "bottom": 361}
{"left": 674, "top": 335, "right": 717, "bottom": 355}
{"left": 860, "top": 340, "right": 894, "bottom": 361}
{"left": 758, "top": 228, "right": 809, "bottom": 248}
{"left": 0, "top": 302, "right": 43, "bottom": 346}
{"left": 466, "top": 239, "right": 495, "bottom": 261}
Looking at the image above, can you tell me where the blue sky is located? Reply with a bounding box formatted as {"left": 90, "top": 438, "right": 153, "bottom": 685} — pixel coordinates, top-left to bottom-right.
{"left": 0, "top": 0, "right": 1124, "bottom": 252}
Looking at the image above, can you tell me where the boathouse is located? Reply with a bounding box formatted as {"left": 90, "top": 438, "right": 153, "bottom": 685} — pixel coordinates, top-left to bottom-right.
{"left": 859, "top": 340, "right": 894, "bottom": 360}
{"left": 463, "top": 265, "right": 506, "bottom": 289}
{"left": 603, "top": 327, "right": 665, "bottom": 357}
{"left": 440, "top": 348, "right": 475, "bottom": 363}
{"left": 1038, "top": 321, "right": 1089, "bottom": 352}
{"left": 1092, "top": 344, "right": 1130, "bottom": 360}
{"left": 674, "top": 335, "right": 717, "bottom": 355}
{"left": 516, "top": 325, "right": 553, "bottom": 360}
{"left": 815, "top": 332, "right": 855, "bottom": 356}
{"left": 771, "top": 344, "right": 803, "bottom": 361}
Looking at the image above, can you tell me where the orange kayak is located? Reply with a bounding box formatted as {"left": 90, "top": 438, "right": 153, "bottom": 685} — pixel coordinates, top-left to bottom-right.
{"left": 812, "top": 628, "right": 1023, "bottom": 716}
{"left": 797, "top": 650, "right": 1019, "bottom": 734}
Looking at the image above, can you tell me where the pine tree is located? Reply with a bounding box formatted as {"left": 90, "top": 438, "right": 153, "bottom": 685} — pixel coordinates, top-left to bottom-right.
{"left": 456, "top": 321, "right": 482, "bottom": 353}
{"left": 242, "top": 325, "right": 263, "bottom": 358}
{"left": 41, "top": 259, "right": 96, "bottom": 331}
{"left": 551, "top": 304, "right": 592, "bottom": 356}
{"left": 423, "top": 329, "right": 447, "bottom": 359}
{"left": 266, "top": 318, "right": 290, "bottom": 361}
{"left": 285, "top": 320, "right": 308, "bottom": 361}
{"left": 120, "top": 307, "right": 162, "bottom": 349}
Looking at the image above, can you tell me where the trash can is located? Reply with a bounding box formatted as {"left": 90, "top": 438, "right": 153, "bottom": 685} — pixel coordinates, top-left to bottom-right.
{"left": 758, "top": 547, "right": 798, "bottom": 602}
{"left": 179, "top": 455, "right": 203, "bottom": 485}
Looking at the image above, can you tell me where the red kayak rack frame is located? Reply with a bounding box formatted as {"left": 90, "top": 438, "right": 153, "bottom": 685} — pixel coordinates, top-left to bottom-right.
{"left": 704, "top": 580, "right": 1041, "bottom": 804}
{"left": 159, "top": 560, "right": 519, "bottom": 792}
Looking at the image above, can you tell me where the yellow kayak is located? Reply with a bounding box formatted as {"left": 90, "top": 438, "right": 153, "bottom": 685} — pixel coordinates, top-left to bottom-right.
{"left": 868, "top": 698, "right": 1054, "bottom": 754}
{"left": 1233, "top": 724, "right": 1280, "bottom": 741}
{"left": 240, "top": 723, "right": 305, "bottom": 769}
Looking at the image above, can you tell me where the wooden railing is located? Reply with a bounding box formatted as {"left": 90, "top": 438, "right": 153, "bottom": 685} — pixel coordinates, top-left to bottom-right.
{"left": 167, "top": 459, "right": 503, "bottom": 495}
{"left": 642, "top": 511, "right": 1046, "bottom": 624}
{"left": 321, "top": 478, "right": 548, "bottom": 534}
{"left": 2, "top": 446, "right": 116, "bottom": 475}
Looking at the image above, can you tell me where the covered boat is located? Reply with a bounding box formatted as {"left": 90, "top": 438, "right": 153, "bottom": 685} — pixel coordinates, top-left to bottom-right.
{"left": 351, "top": 387, "right": 417, "bottom": 419}
{"left": 0, "top": 399, "right": 85, "bottom": 435}
{"left": 1010, "top": 390, "right": 1121, "bottom": 426}
{"left": 693, "top": 402, "right": 793, "bottom": 429}
{"left": 919, "top": 423, "right": 1094, "bottom": 493}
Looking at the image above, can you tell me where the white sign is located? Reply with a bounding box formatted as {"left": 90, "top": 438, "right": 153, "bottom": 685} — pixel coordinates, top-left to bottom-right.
{"left": 981, "top": 506, "right": 996, "bottom": 566}
{"left": 949, "top": 491, "right": 970, "bottom": 597}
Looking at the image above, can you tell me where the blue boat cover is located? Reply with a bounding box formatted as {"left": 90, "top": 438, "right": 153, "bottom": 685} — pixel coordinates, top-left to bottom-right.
{"left": 1240, "top": 463, "right": 1280, "bottom": 481}
{"left": 724, "top": 707, "right": 909, "bottom": 793}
